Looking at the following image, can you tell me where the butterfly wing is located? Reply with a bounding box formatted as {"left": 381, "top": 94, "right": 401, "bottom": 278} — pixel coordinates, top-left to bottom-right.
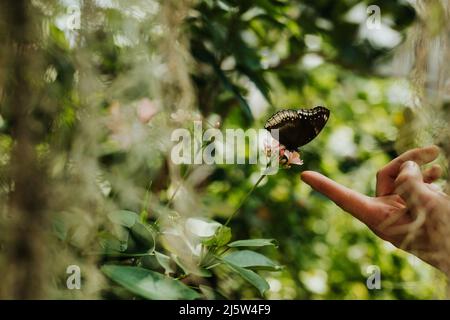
{"left": 264, "top": 106, "right": 330, "bottom": 150}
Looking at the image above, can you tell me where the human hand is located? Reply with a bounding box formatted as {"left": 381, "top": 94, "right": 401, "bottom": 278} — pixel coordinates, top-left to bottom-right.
{"left": 300, "top": 146, "right": 450, "bottom": 275}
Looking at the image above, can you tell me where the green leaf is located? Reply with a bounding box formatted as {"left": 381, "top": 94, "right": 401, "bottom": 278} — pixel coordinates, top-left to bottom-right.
{"left": 228, "top": 238, "right": 278, "bottom": 248}
{"left": 99, "top": 227, "right": 130, "bottom": 254}
{"left": 238, "top": 67, "right": 271, "bottom": 104}
{"left": 203, "top": 226, "right": 232, "bottom": 247}
{"left": 190, "top": 42, "right": 253, "bottom": 122}
{"left": 107, "top": 210, "right": 155, "bottom": 254}
{"left": 108, "top": 210, "right": 139, "bottom": 228}
{"left": 99, "top": 239, "right": 124, "bottom": 254}
{"left": 49, "top": 25, "right": 70, "bottom": 50}
{"left": 199, "top": 285, "right": 228, "bottom": 300}
{"left": 52, "top": 216, "right": 67, "bottom": 241}
{"left": 222, "top": 261, "right": 269, "bottom": 296}
{"left": 172, "top": 255, "right": 212, "bottom": 277}
{"left": 155, "top": 251, "right": 175, "bottom": 275}
{"left": 101, "top": 265, "right": 200, "bottom": 300}
{"left": 223, "top": 250, "right": 281, "bottom": 270}
{"left": 129, "top": 222, "right": 155, "bottom": 253}
{"left": 214, "top": 64, "right": 253, "bottom": 122}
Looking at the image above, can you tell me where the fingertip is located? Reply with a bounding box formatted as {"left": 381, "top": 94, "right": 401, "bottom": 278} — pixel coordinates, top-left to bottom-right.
{"left": 300, "top": 171, "right": 313, "bottom": 186}
{"left": 396, "top": 161, "right": 423, "bottom": 191}
{"left": 423, "top": 145, "right": 440, "bottom": 159}
{"left": 300, "top": 171, "right": 324, "bottom": 185}
{"left": 422, "top": 164, "right": 443, "bottom": 183}
{"left": 401, "top": 160, "right": 422, "bottom": 178}
{"left": 300, "top": 170, "right": 314, "bottom": 180}
{"left": 430, "top": 163, "right": 443, "bottom": 176}
{"left": 401, "top": 145, "right": 441, "bottom": 165}
{"left": 400, "top": 160, "right": 419, "bottom": 171}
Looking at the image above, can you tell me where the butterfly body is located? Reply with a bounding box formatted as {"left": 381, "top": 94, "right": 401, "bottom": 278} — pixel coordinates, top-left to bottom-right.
{"left": 264, "top": 106, "right": 330, "bottom": 150}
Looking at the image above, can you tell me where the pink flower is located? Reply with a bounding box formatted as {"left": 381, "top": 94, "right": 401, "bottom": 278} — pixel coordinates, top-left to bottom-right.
{"left": 137, "top": 98, "right": 159, "bottom": 123}
{"left": 284, "top": 150, "right": 303, "bottom": 167}
{"left": 263, "top": 136, "right": 303, "bottom": 168}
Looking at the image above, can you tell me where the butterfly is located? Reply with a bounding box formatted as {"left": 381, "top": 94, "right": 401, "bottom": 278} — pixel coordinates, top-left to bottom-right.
{"left": 264, "top": 106, "right": 330, "bottom": 151}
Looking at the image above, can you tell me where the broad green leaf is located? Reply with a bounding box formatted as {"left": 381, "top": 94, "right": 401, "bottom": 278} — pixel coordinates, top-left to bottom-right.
{"left": 172, "top": 255, "right": 212, "bottom": 277}
{"left": 155, "top": 251, "right": 175, "bottom": 275}
{"left": 101, "top": 265, "right": 200, "bottom": 300}
{"left": 52, "top": 217, "right": 67, "bottom": 241}
{"left": 199, "top": 285, "right": 228, "bottom": 300}
{"left": 214, "top": 64, "right": 253, "bottom": 122}
{"left": 129, "top": 222, "right": 155, "bottom": 253}
{"left": 107, "top": 210, "right": 155, "bottom": 254}
{"left": 99, "top": 233, "right": 128, "bottom": 253}
{"left": 223, "top": 250, "right": 281, "bottom": 270}
{"left": 108, "top": 210, "right": 139, "bottom": 228}
{"left": 228, "top": 238, "right": 278, "bottom": 248}
{"left": 223, "top": 261, "right": 269, "bottom": 296}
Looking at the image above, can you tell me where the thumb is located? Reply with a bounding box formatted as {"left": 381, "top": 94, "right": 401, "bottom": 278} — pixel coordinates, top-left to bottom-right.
{"left": 300, "top": 171, "right": 372, "bottom": 225}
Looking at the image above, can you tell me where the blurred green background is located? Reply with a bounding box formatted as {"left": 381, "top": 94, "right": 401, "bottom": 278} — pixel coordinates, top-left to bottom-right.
{"left": 188, "top": 0, "right": 447, "bottom": 299}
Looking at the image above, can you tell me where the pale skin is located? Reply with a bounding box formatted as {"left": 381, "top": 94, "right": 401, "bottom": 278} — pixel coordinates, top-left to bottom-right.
{"left": 301, "top": 145, "right": 450, "bottom": 276}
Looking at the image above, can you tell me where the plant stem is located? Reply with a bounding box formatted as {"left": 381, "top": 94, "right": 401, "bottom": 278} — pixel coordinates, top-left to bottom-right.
{"left": 166, "top": 165, "right": 192, "bottom": 207}
{"left": 140, "top": 180, "right": 153, "bottom": 222}
{"left": 224, "top": 174, "right": 266, "bottom": 226}
{"left": 155, "top": 140, "right": 210, "bottom": 228}
{"left": 166, "top": 139, "right": 209, "bottom": 207}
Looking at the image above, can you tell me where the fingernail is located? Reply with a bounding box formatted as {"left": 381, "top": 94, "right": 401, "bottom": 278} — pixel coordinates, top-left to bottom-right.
{"left": 403, "top": 161, "right": 413, "bottom": 168}
{"left": 405, "top": 161, "right": 415, "bottom": 168}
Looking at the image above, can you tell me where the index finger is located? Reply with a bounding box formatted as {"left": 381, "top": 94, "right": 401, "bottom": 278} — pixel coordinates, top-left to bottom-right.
{"left": 376, "top": 145, "right": 440, "bottom": 197}
{"left": 301, "top": 171, "right": 371, "bottom": 225}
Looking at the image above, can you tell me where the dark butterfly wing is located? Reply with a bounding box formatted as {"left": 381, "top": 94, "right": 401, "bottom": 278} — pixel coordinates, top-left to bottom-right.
{"left": 264, "top": 106, "right": 330, "bottom": 150}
